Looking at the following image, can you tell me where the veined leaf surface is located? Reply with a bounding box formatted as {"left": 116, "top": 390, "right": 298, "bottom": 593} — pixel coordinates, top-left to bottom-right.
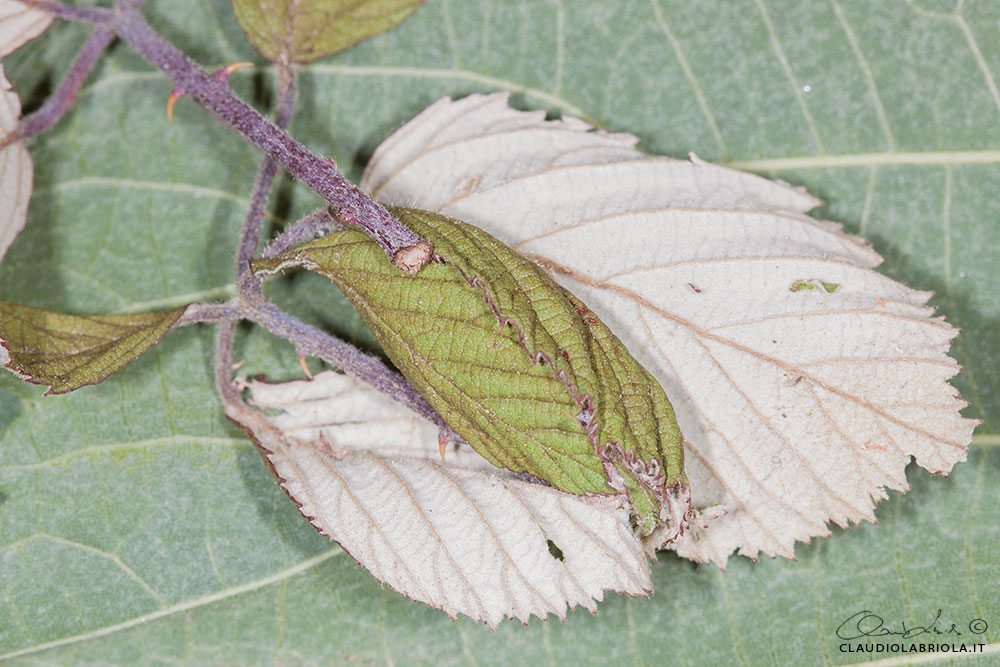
{"left": 0, "top": 0, "right": 996, "bottom": 662}
{"left": 255, "top": 208, "right": 688, "bottom": 539}
{"left": 361, "top": 94, "right": 978, "bottom": 566}
{"left": 0, "top": 301, "right": 186, "bottom": 393}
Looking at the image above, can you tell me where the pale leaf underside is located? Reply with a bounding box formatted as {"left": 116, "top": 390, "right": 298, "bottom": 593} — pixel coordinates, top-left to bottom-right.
{"left": 0, "top": 0, "right": 52, "bottom": 57}
{"left": 0, "top": 62, "right": 32, "bottom": 263}
{"left": 360, "top": 93, "right": 978, "bottom": 566}
{"left": 246, "top": 371, "right": 651, "bottom": 628}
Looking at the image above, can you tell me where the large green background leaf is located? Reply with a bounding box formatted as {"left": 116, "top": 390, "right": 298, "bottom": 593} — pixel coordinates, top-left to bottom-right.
{"left": 1, "top": 0, "right": 997, "bottom": 663}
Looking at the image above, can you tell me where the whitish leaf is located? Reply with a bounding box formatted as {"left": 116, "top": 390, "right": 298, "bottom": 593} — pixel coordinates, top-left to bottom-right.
{"left": 0, "top": 0, "right": 51, "bottom": 57}
{"left": 0, "top": 63, "right": 31, "bottom": 263}
{"left": 244, "top": 370, "right": 652, "bottom": 627}
{"left": 0, "top": 301, "right": 187, "bottom": 393}
{"left": 232, "top": 0, "right": 423, "bottom": 64}
{"left": 360, "top": 93, "right": 979, "bottom": 566}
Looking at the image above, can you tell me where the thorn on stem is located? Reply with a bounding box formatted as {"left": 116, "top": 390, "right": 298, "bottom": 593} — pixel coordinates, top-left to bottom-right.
{"left": 166, "top": 63, "right": 250, "bottom": 123}
{"left": 166, "top": 88, "right": 184, "bottom": 123}
{"left": 297, "top": 354, "right": 313, "bottom": 379}
{"left": 438, "top": 431, "right": 449, "bottom": 461}
{"left": 214, "top": 61, "right": 254, "bottom": 83}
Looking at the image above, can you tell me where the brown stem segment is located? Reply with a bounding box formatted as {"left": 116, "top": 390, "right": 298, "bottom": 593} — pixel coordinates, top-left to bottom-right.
{"left": 28, "top": 0, "right": 431, "bottom": 272}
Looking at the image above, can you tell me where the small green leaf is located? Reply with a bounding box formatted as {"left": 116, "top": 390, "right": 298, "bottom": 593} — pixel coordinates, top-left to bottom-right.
{"left": 232, "top": 0, "right": 423, "bottom": 64}
{"left": 254, "top": 208, "right": 688, "bottom": 537}
{"left": 0, "top": 301, "right": 186, "bottom": 394}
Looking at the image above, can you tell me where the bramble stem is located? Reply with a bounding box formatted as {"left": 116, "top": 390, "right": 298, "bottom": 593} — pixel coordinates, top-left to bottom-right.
{"left": 261, "top": 208, "right": 339, "bottom": 259}
{"left": 173, "top": 302, "right": 239, "bottom": 327}
{"left": 24, "top": 0, "right": 459, "bottom": 442}
{"left": 27, "top": 0, "right": 431, "bottom": 272}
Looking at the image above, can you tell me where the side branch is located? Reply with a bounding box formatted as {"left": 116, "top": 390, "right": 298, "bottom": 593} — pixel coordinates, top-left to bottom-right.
{"left": 0, "top": 26, "right": 113, "bottom": 151}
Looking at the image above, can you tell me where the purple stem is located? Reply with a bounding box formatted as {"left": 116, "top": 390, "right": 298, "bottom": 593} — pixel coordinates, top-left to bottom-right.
{"left": 1, "top": 26, "right": 114, "bottom": 151}
{"left": 261, "top": 208, "right": 339, "bottom": 259}
{"left": 174, "top": 301, "right": 239, "bottom": 327}
{"left": 19, "top": 0, "right": 110, "bottom": 23}
{"left": 26, "top": 0, "right": 431, "bottom": 272}
{"left": 235, "top": 65, "right": 297, "bottom": 276}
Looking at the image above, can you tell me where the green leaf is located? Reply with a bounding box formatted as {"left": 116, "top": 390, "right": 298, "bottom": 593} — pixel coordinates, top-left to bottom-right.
{"left": 1, "top": 0, "right": 998, "bottom": 663}
{"left": 254, "top": 208, "right": 687, "bottom": 537}
{"left": 231, "top": 0, "right": 423, "bottom": 64}
{"left": 0, "top": 301, "right": 186, "bottom": 394}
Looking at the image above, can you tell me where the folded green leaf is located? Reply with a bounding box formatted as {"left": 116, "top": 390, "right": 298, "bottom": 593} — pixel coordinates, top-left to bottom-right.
{"left": 0, "top": 301, "right": 186, "bottom": 394}
{"left": 253, "top": 208, "right": 689, "bottom": 539}
{"left": 232, "top": 0, "right": 424, "bottom": 64}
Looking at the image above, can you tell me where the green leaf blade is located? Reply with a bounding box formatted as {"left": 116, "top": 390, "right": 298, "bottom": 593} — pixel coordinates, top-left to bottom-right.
{"left": 232, "top": 0, "right": 423, "bottom": 64}
{"left": 255, "top": 208, "right": 687, "bottom": 536}
{"left": 0, "top": 302, "right": 186, "bottom": 394}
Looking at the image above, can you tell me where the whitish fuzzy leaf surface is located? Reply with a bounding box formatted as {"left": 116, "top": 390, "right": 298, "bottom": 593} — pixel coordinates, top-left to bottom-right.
{"left": 0, "top": 63, "right": 31, "bottom": 263}
{"left": 0, "top": 301, "right": 186, "bottom": 393}
{"left": 232, "top": 0, "right": 423, "bottom": 63}
{"left": 244, "top": 370, "right": 652, "bottom": 627}
{"left": 255, "top": 208, "right": 688, "bottom": 538}
{"left": 1, "top": 1, "right": 997, "bottom": 663}
{"left": 361, "top": 93, "right": 979, "bottom": 566}
{"left": 0, "top": 0, "right": 51, "bottom": 57}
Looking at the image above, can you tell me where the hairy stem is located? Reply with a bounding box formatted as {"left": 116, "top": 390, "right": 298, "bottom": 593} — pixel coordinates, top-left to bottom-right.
{"left": 236, "top": 65, "right": 297, "bottom": 277}
{"left": 214, "top": 319, "right": 288, "bottom": 455}
{"left": 28, "top": 0, "right": 431, "bottom": 272}
{"left": 174, "top": 301, "right": 239, "bottom": 327}
{"left": 262, "top": 208, "right": 339, "bottom": 259}
{"left": 19, "top": 0, "right": 110, "bottom": 23}
{"left": 0, "top": 26, "right": 114, "bottom": 151}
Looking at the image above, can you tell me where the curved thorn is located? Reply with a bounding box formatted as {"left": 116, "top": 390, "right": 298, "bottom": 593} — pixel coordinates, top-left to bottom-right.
{"left": 166, "top": 89, "right": 182, "bottom": 123}
{"left": 215, "top": 61, "right": 254, "bottom": 83}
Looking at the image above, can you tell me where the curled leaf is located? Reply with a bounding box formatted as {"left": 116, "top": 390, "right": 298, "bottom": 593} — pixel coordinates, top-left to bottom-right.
{"left": 254, "top": 208, "right": 689, "bottom": 540}
{"left": 360, "top": 93, "right": 979, "bottom": 566}
{"left": 0, "top": 302, "right": 187, "bottom": 393}
{"left": 0, "top": 63, "right": 32, "bottom": 263}
{"left": 0, "top": 0, "right": 52, "bottom": 57}
{"left": 245, "top": 370, "right": 652, "bottom": 628}
{"left": 232, "top": 0, "right": 423, "bottom": 64}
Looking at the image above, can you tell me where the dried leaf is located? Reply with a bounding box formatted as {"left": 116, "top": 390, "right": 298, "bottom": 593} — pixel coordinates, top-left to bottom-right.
{"left": 0, "top": 0, "right": 52, "bottom": 57}
{"left": 360, "top": 93, "right": 979, "bottom": 566}
{"left": 231, "top": 0, "right": 423, "bottom": 64}
{"left": 0, "top": 63, "right": 32, "bottom": 263}
{"left": 245, "top": 370, "right": 652, "bottom": 628}
{"left": 254, "top": 208, "right": 689, "bottom": 539}
{"left": 0, "top": 302, "right": 187, "bottom": 393}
